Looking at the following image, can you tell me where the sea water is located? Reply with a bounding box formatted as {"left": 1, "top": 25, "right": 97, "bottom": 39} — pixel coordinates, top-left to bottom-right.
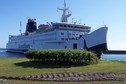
{"left": 101, "top": 54, "right": 126, "bottom": 62}
{"left": 0, "top": 49, "right": 25, "bottom": 58}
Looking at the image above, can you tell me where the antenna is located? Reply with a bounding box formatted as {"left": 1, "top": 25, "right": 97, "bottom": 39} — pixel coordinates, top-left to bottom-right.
{"left": 79, "top": 19, "right": 82, "bottom": 24}
{"left": 20, "top": 21, "right": 22, "bottom": 34}
{"left": 102, "top": 21, "right": 106, "bottom": 27}
{"left": 64, "top": 0, "right": 66, "bottom": 9}
{"left": 102, "top": 21, "right": 105, "bottom": 26}
{"left": 71, "top": 18, "right": 74, "bottom": 23}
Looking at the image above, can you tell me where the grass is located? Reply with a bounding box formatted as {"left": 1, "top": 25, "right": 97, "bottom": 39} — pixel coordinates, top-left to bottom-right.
{"left": 0, "top": 80, "right": 125, "bottom": 84}
{"left": 0, "top": 58, "right": 126, "bottom": 84}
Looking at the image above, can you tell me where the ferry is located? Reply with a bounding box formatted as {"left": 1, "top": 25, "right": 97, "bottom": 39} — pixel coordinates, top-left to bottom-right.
{"left": 6, "top": 0, "right": 108, "bottom": 54}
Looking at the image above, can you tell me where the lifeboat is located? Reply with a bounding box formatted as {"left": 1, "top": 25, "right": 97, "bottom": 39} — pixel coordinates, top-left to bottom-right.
{"left": 38, "top": 24, "right": 49, "bottom": 30}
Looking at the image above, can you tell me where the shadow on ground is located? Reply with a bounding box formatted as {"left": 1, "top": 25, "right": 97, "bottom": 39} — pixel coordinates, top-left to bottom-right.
{"left": 14, "top": 61, "right": 84, "bottom": 69}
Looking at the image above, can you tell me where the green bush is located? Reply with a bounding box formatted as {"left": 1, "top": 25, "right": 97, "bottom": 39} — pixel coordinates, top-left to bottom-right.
{"left": 24, "top": 50, "right": 98, "bottom": 65}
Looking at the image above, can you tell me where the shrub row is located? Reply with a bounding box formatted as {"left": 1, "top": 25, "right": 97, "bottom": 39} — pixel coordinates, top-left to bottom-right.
{"left": 24, "top": 50, "right": 98, "bottom": 65}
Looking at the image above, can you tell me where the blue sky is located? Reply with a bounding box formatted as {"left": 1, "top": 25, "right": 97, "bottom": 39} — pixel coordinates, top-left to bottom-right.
{"left": 0, "top": 0, "right": 126, "bottom": 50}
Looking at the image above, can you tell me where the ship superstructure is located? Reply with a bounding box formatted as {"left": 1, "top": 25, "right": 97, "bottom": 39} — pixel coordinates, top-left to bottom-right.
{"left": 6, "top": 0, "right": 108, "bottom": 54}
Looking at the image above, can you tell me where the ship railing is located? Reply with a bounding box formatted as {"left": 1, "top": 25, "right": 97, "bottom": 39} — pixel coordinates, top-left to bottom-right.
{"left": 9, "top": 35, "right": 17, "bottom": 39}
{"left": 55, "top": 27, "right": 90, "bottom": 32}
{"left": 65, "top": 37, "right": 80, "bottom": 41}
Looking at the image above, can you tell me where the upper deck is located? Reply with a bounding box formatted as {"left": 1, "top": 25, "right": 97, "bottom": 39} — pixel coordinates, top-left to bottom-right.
{"left": 53, "top": 22, "right": 91, "bottom": 33}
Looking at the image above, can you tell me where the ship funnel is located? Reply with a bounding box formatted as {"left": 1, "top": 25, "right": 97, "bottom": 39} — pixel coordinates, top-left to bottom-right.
{"left": 26, "top": 19, "right": 37, "bottom": 33}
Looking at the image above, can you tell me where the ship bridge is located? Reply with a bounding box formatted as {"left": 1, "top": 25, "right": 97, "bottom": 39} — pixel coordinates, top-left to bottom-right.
{"left": 53, "top": 23, "right": 91, "bottom": 33}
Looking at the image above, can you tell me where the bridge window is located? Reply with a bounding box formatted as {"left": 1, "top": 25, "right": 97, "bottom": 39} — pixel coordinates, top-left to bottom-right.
{"left": 64, "top": 25, "right": 67, "bottom": 27}
{"left": 61, "top": 32, "right": 64, "bottom": 35}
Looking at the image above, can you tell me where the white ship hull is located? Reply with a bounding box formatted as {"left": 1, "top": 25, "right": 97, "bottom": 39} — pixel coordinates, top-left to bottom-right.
{"left": 84, "top": 27, "right": 108, "bottom": 53}
{"left": 6, "top": 26, "right": 107, "bottom": 53}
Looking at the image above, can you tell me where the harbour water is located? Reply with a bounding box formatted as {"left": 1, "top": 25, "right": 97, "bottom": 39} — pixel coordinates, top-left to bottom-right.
{"left": 0, "top": 49, "right": 25, "bottom": 58}
{"left": 0, "top": 49, "right": 126, "bottom": 62}
{"left": 101, "top": 54, "right": 126, "bottom": 62}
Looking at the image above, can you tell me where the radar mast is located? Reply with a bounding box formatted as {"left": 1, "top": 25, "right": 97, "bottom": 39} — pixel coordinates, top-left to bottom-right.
{"left": 58, "top": 0, "right": 72, "bottom": 22}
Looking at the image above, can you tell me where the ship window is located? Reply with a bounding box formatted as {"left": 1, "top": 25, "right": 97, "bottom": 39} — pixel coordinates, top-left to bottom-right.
{"left": 33, "top": 40, "right": 35, "bottom": 44}
{"left": 71, "top": 26, "right": 73, "bottom": 28}
{"left": 60, "top": 25, "right": 63, "bottom": 27}
{"left": 61, "top": 32, "right": 64, "bottom": 35}
{"left": 64, "top": 25, "right": 67, "bottom": 27}
{"left": 68, "top": 25, "right": 70, "bottom": 28}
{"left": 73, "top": 43, "right": 77, "bottom": 49}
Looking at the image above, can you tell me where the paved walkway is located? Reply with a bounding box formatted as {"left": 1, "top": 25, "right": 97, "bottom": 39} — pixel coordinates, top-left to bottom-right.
{"left": 0, "top": 72, "right": 125, "bottom": 82}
